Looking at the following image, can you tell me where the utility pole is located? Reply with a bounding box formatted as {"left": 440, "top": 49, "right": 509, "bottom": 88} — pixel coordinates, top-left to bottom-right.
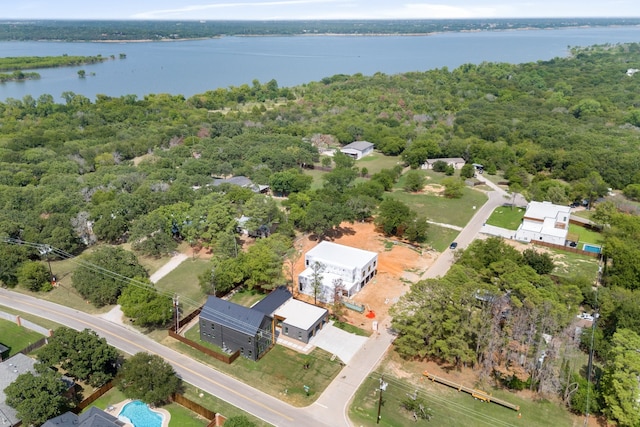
{"left": 172, "top": 295, "right": 180, "bottom": 333}
{"left": 376, "top": 375, "right": 387, "bottom": 424}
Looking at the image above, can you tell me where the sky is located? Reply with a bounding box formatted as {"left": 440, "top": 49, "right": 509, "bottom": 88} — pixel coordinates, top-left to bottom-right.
{"left": 2, "top": 0, "right": 639, "bottom": 21}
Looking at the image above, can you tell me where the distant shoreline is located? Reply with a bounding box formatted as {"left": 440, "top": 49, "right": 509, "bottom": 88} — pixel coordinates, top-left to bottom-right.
{"left": 45, "top": 24, "right": 640, "bottom": 43}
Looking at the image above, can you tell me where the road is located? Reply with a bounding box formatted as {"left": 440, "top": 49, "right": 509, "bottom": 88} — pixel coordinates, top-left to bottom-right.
{"left": 0, "top": 179, "right": 510, "bottom": 427}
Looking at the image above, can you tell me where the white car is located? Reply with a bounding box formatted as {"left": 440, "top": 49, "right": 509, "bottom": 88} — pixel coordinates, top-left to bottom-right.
{"left": 577, "top": 313, "right": 594, "bottom": 321}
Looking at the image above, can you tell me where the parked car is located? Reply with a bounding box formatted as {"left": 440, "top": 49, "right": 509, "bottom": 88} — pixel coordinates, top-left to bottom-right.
{"left": 449, "top": 242, "right": 458, "bottom": 250}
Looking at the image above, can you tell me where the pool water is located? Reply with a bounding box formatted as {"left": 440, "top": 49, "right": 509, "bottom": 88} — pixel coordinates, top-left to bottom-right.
{"left": 582, "top": 243, "right": 602, "bottom": 254}
{"left": 118, "top": 400, "right": 164, "bottom": 427}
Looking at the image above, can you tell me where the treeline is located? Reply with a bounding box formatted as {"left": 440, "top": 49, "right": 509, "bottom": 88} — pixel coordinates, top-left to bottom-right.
{"left": 1, "top": 18, "right": 640, "bottom": 41}
{"left": 0, "top": 70, "right": 39, "bottom": 82}
{"left": 0, "top": 54, "right": 113, "bottom": 71}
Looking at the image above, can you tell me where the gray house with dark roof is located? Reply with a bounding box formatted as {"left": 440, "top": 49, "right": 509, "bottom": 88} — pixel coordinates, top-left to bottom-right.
{"left": 199, "top": 297, "right": 273, "bottom": 361}
{"left": 43, "top": 407, "right": 124, "bottom": 427}
{"left": 0, "top": 353, "right": 38, "bottom": 426}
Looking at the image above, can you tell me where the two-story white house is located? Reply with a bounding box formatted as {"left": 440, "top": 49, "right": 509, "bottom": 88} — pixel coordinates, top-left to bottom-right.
{"left": 298, "top": 241, "right": 378, "bottom": 303}
{"left": 514, "top": 201, "right": 571, "bottom": 245}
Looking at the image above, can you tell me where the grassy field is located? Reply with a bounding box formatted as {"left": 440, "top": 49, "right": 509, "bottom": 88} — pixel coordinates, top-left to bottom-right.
{"left": 549, "top": 249, "right": 600, "bottom": 279}
{"left": 154, "top": 257, "right": 210, "bottom": 309}
{"left": 303, "top": 168, "right": 328, "bottom": 190}
{"left": 387, "top": 188, "right": 488, "bottom": 228}
{"left": 0, "top": 319, "right": 44, "bottom": 356}
{"left": 426, "top": 224, "right": 462, "bottom": 253}
{"left": 485, "top": 206, "right": 525, "bottom": 230}
{"left": 350, "top": 369, "right": 576, "bottom": 427}
{"left": 168, "top": 324, "right": 343, "bottom": 407}
{"left": 356, "top": 152, "right": 403, "bottom": 175}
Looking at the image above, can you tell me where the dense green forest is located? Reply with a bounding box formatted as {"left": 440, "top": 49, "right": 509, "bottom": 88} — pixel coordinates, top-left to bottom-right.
{"left": 1, "top": 18, "right": 639, "bottom": 41}
{"left": 2, "top": 41, "right": 640, "bottom": 425}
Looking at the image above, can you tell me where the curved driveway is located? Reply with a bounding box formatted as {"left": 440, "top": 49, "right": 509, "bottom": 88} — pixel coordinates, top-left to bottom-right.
{"left": 0, "top": 179, "right": 509, "bottom": 427}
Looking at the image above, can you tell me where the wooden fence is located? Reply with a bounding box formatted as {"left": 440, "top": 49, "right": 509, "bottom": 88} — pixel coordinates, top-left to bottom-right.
{"left": 171, "top": 393, "right": 217, "bottom": 421}
{"left": 18, "top": 336, "right": 48, "bottom": 356}
{"left": 74, "top": 380, "right": 114, "bottom": 412}
{"left": 168, "top": 329, "right": 240, "bottom": 364}
{"left": 532, "top": 240, "right": 600, "bottom": 258}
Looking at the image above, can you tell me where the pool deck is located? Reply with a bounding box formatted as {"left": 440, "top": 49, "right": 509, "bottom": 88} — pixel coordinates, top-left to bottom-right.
{"left": 106, "top": 399, "right": 171, "bottom": 427}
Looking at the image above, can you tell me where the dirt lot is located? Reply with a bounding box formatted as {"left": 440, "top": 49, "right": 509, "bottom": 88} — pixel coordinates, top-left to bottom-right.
{"left": 292, "top": 221, "right": 436, "bottom": 331}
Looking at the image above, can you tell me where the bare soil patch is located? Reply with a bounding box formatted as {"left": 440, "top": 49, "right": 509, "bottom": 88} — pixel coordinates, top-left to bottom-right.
{"left": 292, "top": 222, "right": 435, "bottom": 330}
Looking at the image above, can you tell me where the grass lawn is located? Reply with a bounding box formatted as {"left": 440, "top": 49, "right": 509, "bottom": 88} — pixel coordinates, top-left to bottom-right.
{"left": 303, "top": 168, "right": 328, "bottom": 190}
{"left": 549, "top": 249, "right": 600, "bottom": 279}
{"left": 356, "top": 152, "right": 402, "bottom": 175}
{"left": 154, "top": 257, "right": 210, "bottom": 310}
{"left": 229, "top": 289, "right": 267, "bottom": 307}
{"left": 387, "top": 188, "right": 488, "bottom": 228}
{"left": 568, "top": 223, "right": 604, "bottom": 247}
{"left": 170, "top": 324, "right": 343, "bottom": 407}
{"left": 485, "top": 206, "right": 525, "bottom": 230}
{"left": 426, "top": 224, "right": 462, "bottom": 253}
{"left": 0, "top": 319, "right": 44, "bottom": 356}
{"left": 333, "top": 320, "right": 371, "bottom": 337}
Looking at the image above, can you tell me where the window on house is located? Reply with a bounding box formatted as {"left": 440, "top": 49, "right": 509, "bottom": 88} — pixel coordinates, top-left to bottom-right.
{"left": 284, "top": 326, "right": 289, "bottom": 335}
{"left": 248, "top": 350, "right": 252, "bottom": 357}
{"left": 211, "top": 324, "right": 215, "bottom": 330}
{"left": 248, "top": 337, "right": 252, "bottom": 343}
{"left": 241, "top": 347, "right": 244, "bottom": 355}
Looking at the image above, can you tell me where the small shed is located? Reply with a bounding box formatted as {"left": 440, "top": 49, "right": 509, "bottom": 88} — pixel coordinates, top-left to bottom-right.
{"left": 273, "top": 299, "right": 328, "bottom": 344}
{"left": 340, "top": 141, "right": 374, "bottom": 160}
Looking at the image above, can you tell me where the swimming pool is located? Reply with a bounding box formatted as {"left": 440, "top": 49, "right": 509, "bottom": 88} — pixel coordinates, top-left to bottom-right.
{"left": 582, "top": 243, "right": 602, "bottom": 254}
{"left": 118, "top": 400, "right": 164, "bottom": 427}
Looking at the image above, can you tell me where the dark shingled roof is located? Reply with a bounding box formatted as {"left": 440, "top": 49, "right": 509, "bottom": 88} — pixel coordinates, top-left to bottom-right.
{"left": 252, "top": 287, "right": 292, "bottom": 316}
{"left": 42, "top": 407, "right": 123, "bottom": 427}
{"left": 201, "top": 296, "right": 269, "bottom": 336}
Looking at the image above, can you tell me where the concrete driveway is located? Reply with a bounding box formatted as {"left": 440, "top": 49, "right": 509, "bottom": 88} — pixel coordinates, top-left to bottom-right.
{"left": 310, "top": 322, "right": 368, "bottom": 364}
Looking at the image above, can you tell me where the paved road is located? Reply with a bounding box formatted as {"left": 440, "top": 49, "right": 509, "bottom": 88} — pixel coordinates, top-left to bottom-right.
{"left": 0, "top": 180, "right": 509, "bottom": 427}
{"left": 0, "top": 289, "right": 317, "bottom": 427}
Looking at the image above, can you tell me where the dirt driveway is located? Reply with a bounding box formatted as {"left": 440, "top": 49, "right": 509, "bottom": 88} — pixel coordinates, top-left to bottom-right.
{"left": 292, "top": 222, "right": 436, "bottom": 331}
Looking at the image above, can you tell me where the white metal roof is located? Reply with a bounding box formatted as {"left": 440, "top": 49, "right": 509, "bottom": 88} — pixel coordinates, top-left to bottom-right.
{"left": 306, "top": 241, "right": 377, "bottom": 269}
{"left": 341, "top": 141, "right": 374, "bottom": 152}
{"left": 524, "top": 201, "right": 570, "bottom": 221}
{"left": 274, "top": 299, "right": 327, "bottom": 331}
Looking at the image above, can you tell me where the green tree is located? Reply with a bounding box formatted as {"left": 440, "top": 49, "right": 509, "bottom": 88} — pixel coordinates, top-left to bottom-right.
{"left": 375, "top": 198, "right": 414, "bottom": 237}
{"left": 116, "top": 352, "right": 182, "bottom": 405}
{"left": 309, "top": 261, "right": 325, "bottom": 304}
{"left": 441, "top": 177, "right": 464, "bottom": 198}
{"left": 5, "top": 368, "right": 71, "bottom": 426}
{"left": 460, "top": 163, "right": 475, "bottom": 179}
{"left": 404, "top": 216, "right": 429, "bottom": 243}
{"left": 601, "top": 328, "right": 640, "bottom": 427}
{"left": 403, "top": 170, "right": 426, "bottom": 192}
{"left": 72, "top": 246, "right": 148, "bottom": 307}
{"left": 522, "top": 249, "right": 555, "bottom": 275}
{"left": 37, "top": 327, "right": 119, "bottom": 387}
{"left": 243, "top": 235, "right": 290, "bottom": 290}
{"left": 118, "top": 279, "right": 173, "bottom": 327}
{"left": 17, "top": 260, "right": 52, "bottom": 292}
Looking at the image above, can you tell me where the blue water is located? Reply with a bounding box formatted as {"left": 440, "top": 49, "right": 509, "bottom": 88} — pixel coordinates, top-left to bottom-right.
{"left": 118, "top": 400, "right": 163, "bottom": 427}
{"left": 582, "top": 244, "right": 602, "bottom": 254}
{"left": 1, "top": 26, "right": 640, "bottom": 101}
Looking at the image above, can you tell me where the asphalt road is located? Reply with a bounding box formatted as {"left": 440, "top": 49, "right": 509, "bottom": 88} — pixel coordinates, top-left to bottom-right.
{"left": 0, "top": 179, "right": 511, "bottom": 427}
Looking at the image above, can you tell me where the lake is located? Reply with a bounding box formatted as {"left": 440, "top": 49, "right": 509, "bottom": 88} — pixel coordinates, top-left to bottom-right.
{"left": 1, "top": 26, "right": 640, "bottom": 102}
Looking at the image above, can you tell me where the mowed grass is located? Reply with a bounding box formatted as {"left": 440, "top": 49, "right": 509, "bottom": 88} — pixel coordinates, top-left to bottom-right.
{"left": 0, "top": 319, "right": 44, "bottom": 356}
{"left": 387, "top": 188, "right": 488, "bottom": 228}
{"left": 229, "top": 289, "right": 267, "bottom": 307}
{"left": 303, "top": 168, "right": 329, "bottom": 190}
{"left": 485, "top": 206, "right": 525, "bottom": 230}
{"left": 568, "top": 223, "right": 603, "bottom": 246}
{"left": 154, "top": 257, "right": 210, "bottom": 309}
{"left": 426, "top": 224, "right": 462, "bottom": 253}
{"left": 350, "top": 372, "right": 575, "bottom": 427}
{"left": 169, "top": 324, "right": 343, "bottom": 407}
{"left": 356, "top": 152, "right": 402, "bottom": 175}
